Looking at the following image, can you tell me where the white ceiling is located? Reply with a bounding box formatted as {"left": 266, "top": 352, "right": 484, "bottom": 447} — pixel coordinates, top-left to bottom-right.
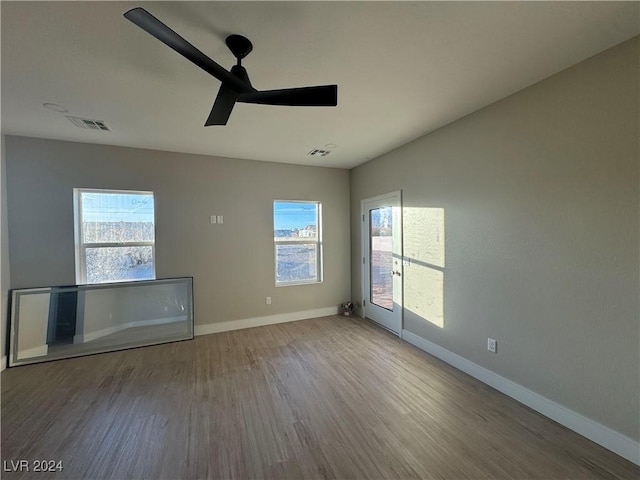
{"left": 2, "top": 1, "right": 638, "bottom": 169}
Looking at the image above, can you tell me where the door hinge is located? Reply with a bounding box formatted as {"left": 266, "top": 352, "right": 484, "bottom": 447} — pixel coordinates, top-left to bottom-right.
{"left": 363, "top": 299, "right": 366, "bottom": 306}
{"left": 362, "top": 214, "right": 365, "bottom": 221}
{"left": 363, "top": 257, "right": 365, "bottom": 264}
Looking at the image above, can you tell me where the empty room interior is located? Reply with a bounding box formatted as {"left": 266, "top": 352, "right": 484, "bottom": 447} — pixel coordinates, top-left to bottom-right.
{"left": 1, "top": 1, "right": 639, "bottom": 479}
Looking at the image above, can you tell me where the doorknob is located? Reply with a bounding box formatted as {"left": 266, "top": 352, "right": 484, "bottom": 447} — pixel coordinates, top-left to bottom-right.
{"left": 391, "top": 270, "right": 402, "bottom": 277}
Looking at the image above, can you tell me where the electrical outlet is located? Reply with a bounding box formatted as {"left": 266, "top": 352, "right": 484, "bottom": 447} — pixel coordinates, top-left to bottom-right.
{"left": 265, "top": 296, "right": 271, "bottom": 305}
{"left": 487, "top": 338, "right": 497, "bottom": 353}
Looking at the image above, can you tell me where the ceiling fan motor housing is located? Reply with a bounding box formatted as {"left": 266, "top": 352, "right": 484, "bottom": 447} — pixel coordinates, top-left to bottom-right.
{"left": 226, "top": 34, "right": 253, "bottom": 61}
{"left": 230, "top": 65, "right": 252, "bottom": 87}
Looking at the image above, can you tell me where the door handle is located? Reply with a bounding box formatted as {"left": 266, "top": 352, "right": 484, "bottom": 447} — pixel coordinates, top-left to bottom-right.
{"left": 391, "top": 270, "right": 402, "bottom": 277}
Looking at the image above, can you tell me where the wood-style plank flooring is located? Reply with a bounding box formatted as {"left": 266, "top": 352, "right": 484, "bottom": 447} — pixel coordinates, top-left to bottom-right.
{"left": 1, "top": 316, "right": 638, "bottom": 479}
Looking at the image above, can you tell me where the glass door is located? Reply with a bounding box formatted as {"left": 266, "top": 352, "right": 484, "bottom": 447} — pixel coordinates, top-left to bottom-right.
{"left": 370, "top": 206, "right": 394, "bottom": 310}
{"left": 362, "top": 192, "right": 402, "bottom": 334}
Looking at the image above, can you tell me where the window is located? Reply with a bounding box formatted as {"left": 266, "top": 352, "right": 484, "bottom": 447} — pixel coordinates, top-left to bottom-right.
{"left": 74, "top": 189, "right": 155, "bottom": 284}
{"left": 274, "top": 201, "right": 322, "bottom": 286}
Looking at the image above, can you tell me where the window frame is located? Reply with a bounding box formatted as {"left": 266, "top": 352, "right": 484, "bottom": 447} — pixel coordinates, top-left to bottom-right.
{"left": 74, "top": 188, "right": 156, "bottom": 285}
{"left": 273, "top": 200, "right": 323, "bottom": 287}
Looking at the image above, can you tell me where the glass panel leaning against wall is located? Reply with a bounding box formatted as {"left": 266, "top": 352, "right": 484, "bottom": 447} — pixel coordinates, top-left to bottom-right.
{"left": 273, "top": 201, "right": 323, "bottom": 285}
{"left": 74, "top": 188, "right": 155, "bottom": 284}
{"left": 8, "top": 278, "right": 194, "bottom": 367}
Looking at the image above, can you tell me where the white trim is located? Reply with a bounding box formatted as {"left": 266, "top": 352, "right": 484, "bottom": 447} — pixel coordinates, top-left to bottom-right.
{"left": 17, "top": 344, "right": 48, "bottom": 359}
{"left": 130, "top": 316, "right": 187, "bottom": 328}
{"left": 273, "top": 200, "right": 323, "bottom": 287}
{"left": 74, "top": 316, "right": 187, "bottom": 344}
{"left": 195, "top": 307, "right": 338, "bottom": 336}
{"left": 1, "top": 356, "right": 6, "bottom": 371}
{"left": 360, "top": 190, "right": 403, "bottom": 334}
{"left": 402, "top": 329, "right": 640, "bottom": 466}
{"left": 74, "top": 188, "right": 156, "bottom": 285}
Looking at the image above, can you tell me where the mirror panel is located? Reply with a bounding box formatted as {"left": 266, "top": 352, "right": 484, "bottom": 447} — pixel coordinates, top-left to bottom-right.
{"left": 9, "top": 277, "right": 193, "bottom": 367}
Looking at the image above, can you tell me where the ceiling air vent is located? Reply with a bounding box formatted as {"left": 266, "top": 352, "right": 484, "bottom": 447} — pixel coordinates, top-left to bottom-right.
{"left": 308, "top": 148, "right": 332, "bottom": 157}
{"left": 66, "top": 116, "right": 111, "bottom": 131}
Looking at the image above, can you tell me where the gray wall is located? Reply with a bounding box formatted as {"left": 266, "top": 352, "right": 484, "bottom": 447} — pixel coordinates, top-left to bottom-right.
{"left": 350, "top": 37, "right": 639, "bottom": 440}
{"left": 5, "top": 137, "right": 351, "bottom": 326}
{"left": 1, "top": 135, "right": 10, "bottom": 360}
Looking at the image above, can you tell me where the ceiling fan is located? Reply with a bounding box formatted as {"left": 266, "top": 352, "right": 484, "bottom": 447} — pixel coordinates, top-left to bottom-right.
{"left": 124, "top": 7, "right": 338, "bottom": 126}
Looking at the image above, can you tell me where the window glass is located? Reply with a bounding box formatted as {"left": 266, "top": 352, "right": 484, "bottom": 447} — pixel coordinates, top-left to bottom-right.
{"left": 273, "top": 201, "right": 322, "bottom": 286}
{"left": 75, "top": 189, "right": 155, "bottom": 284}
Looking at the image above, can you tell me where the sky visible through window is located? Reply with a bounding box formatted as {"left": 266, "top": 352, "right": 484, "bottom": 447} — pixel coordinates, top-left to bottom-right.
{"left": 274, "top": 202, "right": 317, "bottom": 230}
{"left": 81, "top": 192, "right": 154, "bottom": 223}
{"left": 77, "top": 190, "right": 155, "bottom": 283}
{"left": 273, "top": 201, "right": 321, "bottom": 284}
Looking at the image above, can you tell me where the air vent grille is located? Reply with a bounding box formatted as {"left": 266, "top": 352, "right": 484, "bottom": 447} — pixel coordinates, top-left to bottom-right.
{"left": 67, "top": 116, "right": 111, "bottom": 131}
{"left": 308, "top": 148, "right": 332, "bottom": 157}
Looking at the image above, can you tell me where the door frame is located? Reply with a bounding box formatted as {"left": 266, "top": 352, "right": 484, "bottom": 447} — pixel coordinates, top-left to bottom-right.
{"left": 360, "top": 190, "right": 403, "bottom": 337}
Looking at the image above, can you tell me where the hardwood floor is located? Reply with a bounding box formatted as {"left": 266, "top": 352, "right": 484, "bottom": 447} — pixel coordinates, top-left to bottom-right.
{"left": 1, "top": 315, "right": 637, "bottom": 479}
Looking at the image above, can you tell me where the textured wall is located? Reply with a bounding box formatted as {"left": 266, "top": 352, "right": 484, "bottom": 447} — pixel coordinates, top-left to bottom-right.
{"left": 1, "top": 135, "right": 10, "bottom": 360}
{"left": 350, "top": 38, "right": 639, "bottom": 440}
{"left": 5, "top": 137, "right": 351, "bottom": 326}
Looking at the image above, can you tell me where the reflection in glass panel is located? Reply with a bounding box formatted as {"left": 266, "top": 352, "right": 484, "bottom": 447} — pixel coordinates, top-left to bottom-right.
{"left": 370, "top": 207, "right": 393, "bottom": 310}
{"left": 86, "top": 246, "right": 154, "bottom": 284}
{"left": 275, "top": 244, "right": 318, "bottom": 283}
{"left": 9, "top": 278, "right": 193, "bottom": 367}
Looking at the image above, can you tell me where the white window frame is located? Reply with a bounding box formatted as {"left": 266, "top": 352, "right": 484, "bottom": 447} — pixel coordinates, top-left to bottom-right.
{"left": 74, "top": 188, "right": 156, "bottom": 284}
{"left": 274, "top": 200, "right": 323, "bottom": 287}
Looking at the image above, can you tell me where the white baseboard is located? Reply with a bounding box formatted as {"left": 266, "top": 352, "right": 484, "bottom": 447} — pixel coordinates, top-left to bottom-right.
{"left": 75, "top": 316, "right": 188, "bottom": 344}
{"left": 16, "top": 344, "right": 48, "bottom": 359}
{"left": 195, "top": 307, "right": 339, "bottom": 336}
{"left": 402, "top": 329, "right": 640, "bottom": 466}
{"left": 133, "top": 316, "right": 187, "bottom": 328}
{"left": 75, "top": 324, "right": 122, "bottom": 344}
{"left": 1, "top": 356, "right": 6, "bottom": 372}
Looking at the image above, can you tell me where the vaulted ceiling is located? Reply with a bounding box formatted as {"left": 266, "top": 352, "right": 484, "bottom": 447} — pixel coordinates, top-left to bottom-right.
{"left": 2, "top": 1, "right": 638, "bottom": 168}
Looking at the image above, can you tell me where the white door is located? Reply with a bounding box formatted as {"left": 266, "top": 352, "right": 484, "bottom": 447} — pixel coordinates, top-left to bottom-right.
{"left": 362, "top": 191, "right": 402, "bottom": 335}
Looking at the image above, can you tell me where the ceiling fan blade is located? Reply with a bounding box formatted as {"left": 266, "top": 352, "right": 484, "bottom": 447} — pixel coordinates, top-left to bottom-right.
{"left": 124, "top": 8, "right": 254, "bottom": 94}
{"left": 237, "top": 85, "right": 337, "bottom": 106}
{"left": 205, "top": 83, "right": 237, "bottom": 126}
